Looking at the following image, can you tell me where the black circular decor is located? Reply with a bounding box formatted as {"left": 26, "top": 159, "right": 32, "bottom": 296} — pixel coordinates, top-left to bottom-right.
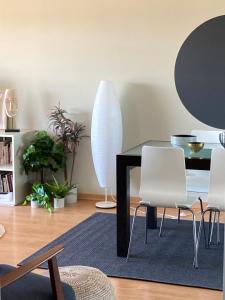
{"left": 175, "top": 15, "right": 225, "bottom": 129}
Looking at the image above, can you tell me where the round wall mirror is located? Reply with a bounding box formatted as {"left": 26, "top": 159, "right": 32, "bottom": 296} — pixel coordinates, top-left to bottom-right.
{"left": 175, "top": 15, "right": 225, "bottom": 129}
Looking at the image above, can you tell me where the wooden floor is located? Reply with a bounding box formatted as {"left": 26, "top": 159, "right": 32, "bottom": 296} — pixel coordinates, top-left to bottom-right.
{"left": 0, "top": 199, "right": 222, "bottom": 300}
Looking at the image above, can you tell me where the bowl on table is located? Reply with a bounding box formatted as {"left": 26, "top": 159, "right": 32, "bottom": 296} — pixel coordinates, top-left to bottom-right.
{"left": 171, "top": 134, "right": 197, "bottom": 146}
{"left": 188, "top": 142, "right": 204, "bottom": 153}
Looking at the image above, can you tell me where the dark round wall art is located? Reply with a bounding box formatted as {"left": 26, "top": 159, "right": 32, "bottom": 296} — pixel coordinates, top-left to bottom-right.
{"left": 175, "top": 15, "right": 225, "bottom": 129}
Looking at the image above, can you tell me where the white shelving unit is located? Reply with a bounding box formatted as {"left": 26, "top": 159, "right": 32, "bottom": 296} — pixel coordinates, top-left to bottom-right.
{"left": 0, "top": 132, "right": 28, "bottom": 206}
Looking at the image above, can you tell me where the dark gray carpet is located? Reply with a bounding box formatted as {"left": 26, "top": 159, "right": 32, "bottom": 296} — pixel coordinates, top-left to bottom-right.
{"left": 19, "top": 212, "right": 223, "bottom": 290}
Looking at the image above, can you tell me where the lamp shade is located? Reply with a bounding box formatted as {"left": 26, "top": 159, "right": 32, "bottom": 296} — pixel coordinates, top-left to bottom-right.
{"left": 91, "top": 80, "right": 123, "bottom": 189}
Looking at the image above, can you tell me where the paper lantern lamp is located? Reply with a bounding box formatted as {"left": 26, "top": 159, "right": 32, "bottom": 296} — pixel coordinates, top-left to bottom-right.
{"left": 91, "top": 80, "right": 123, "bottom": 208}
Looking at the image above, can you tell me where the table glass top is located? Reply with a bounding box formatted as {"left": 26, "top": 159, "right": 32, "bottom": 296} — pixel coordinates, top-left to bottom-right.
{"left": 121, "top": 140, "right": 221, "bottom": 159}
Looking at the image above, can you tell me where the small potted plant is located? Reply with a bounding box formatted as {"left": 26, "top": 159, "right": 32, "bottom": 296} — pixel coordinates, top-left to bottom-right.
{"left": 46, "top": 176, "right": 75, "bottom": 209}
{"left": 23, "top": 183, "right": 53, "bottom": 213}
{"left": 49, "top": 104, "right": 88, "bottom": 203}
{"left": 22, "top": 130, "right": 66, "bottom": 183}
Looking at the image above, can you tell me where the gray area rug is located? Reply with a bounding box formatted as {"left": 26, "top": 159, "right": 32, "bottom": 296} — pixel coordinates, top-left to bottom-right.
{"left": 19, "top": 212, "right": 223, "bottom": 290}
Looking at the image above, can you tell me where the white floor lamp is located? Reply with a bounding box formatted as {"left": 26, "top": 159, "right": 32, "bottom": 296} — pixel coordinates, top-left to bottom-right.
{"left": 91, "top": 80, "right": 123, "bottom": 208}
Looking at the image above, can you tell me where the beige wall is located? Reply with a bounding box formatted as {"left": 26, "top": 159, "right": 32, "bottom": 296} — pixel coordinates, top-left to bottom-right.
{"left": 0, "top": 0, "right": 224, "bottom": 195}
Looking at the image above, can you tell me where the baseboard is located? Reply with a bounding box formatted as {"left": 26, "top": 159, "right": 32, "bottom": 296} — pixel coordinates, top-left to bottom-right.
{"left": 78, "top": 193, "right": 140, "bottom": 204}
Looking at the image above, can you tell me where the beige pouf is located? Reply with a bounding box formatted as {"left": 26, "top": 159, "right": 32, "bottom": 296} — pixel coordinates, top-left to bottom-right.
{"left": 59, "top": 266, "right": 116, "bottom": 300}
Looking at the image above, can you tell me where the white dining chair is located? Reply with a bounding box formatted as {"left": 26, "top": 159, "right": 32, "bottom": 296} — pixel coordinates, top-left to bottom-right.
{"left": 187, "top": 130, "right": 222, "bottom": 200}
{"left": 126, "top": 146, "right": 198, "bottom": 268}
{"left": 197, "top": 147, "right": 225, "bottom": 261}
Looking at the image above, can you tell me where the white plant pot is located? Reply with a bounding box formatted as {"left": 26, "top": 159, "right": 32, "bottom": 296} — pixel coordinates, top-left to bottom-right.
{"left": 65, "top": 187, "right": 78, "bottom": 204}
{"left": 31, "top": 200, "right": 41, "bottom": 208}
{"left": 54, "top": 197, "right": 65, "bottom": 209}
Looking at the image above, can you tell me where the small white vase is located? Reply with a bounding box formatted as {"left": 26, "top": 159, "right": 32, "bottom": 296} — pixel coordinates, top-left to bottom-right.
{"left": 31, "top": 200, "right": 41, "bottom": 208}
{"left": 54, "top": 198, "right": 65, "bottom": 209}
{"left": 65, "top": 187, "right": 78, "bottom": 204}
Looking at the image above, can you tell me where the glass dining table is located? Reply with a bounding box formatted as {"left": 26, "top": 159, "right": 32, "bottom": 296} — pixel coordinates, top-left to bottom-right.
{"left": 116, "top": 140, "right": 219, "bottom": 257}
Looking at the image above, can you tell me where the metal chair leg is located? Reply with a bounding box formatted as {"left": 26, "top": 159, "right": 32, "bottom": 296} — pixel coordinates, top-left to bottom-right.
{"left": 127, "top": 205, "right": 142, "bottom": 262}
{"left": 198, "top": 197, "right": 207, "bottom": 248}
{"left": 191, "top": 210, "right": 198, "bottom": 268}
{"left": 207, "top": 210, "right": 212, "bottom": 248}
{"left": 217, "top": 211, "right": 221, "bottom": 245}
{"left": 197, "top": 208, "right": 218, "bottom": 268}
{"left": 180, "top": 207, "right": 198, "bottom": 268}
{"left": 209, "top": 211, "right": 216, "bottom": 244}
{"left": 159, "top": 208, "right": 166, "bottom": 237}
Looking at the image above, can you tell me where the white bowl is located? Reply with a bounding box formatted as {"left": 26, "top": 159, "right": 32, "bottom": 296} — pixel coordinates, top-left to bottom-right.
{"left": 171, "top": 134, "right": 197, "bottom": 146}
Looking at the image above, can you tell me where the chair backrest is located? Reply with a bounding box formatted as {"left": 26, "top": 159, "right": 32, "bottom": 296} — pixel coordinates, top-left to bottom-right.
{"left": 139, "top": 146, "right": 187, "bottom": 208}
{"left": 207, "top": 148, "right": 225, "bottom": 211}
{"left": 191, "top": 130, "right": 222, "bottom": 143}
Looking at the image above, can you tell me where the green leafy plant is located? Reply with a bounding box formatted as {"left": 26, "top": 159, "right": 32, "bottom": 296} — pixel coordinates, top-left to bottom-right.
{"left": 46, "top": 176, "right": 75, "bottom": 199}
{"left": 23, "top": 183, "right": 53, "bottom": 213}
{"left": 22, "top": 130, "right": 66, "bottom": 183}
{"left": 48, "top": 104, "right": 88, "bottom": 185}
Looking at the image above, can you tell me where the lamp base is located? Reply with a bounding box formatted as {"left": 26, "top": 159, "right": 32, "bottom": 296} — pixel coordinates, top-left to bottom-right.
{"left": 95, "top": 201, "right": 116, "bottom": 209}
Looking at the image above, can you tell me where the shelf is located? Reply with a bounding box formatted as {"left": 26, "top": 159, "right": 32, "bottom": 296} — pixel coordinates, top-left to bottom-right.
{"left": 0, "top": 192, "right": 13, "bottom": 203}
{"left": 0, "top": 164, "right": 13, "bottom": 172}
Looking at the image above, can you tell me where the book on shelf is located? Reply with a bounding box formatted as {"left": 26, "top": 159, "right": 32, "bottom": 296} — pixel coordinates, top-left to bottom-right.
{"left": 0, "top": 172, "right": 13, "bottom": 193}
{"left": 0, "top": 139, "right": 12, "bottom": 166}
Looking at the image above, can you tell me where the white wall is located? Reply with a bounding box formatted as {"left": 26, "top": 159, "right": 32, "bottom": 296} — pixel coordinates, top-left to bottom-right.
{"left": 0, "top": 0, "right": 224, "bottom": 194}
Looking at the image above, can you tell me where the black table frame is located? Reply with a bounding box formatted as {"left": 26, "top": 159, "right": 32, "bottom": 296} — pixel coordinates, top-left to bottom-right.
{"left": 116, "top": 147, "right": 211, "bottom": 257}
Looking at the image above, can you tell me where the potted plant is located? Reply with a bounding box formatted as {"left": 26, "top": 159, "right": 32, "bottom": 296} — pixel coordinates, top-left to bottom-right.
{"left": 48, "top": 104, "right": 88, "bottom": 203}
{"left": 22, "top": 130, "right": 66, "bottom": 184}
{"left": 46, "top": 176, "right": 75, "bottom": 209}
{"left": 23, "top": 183, "right": 53, "bottom": 213}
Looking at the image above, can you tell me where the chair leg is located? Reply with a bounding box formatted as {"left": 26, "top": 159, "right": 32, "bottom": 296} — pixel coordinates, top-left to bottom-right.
{"left": 177, "top": 208, "right": 181, "bottom": 223}
{"left": 198, "top": 197, "right": 207, "bottom": 248}
{"left": 127, "top": 205, "right": 141, "bottom": 262}
{"left": 159, "top": 208, "right": 166, "bottom": 237}
{"left": 209, "top": 211, "right": 216, "bottom": 244}
{"left": 197, "top": 208, "right": 215, "bottom": 268}
{"left": 180, "top": 207, "right": 198, "bottom": 268}
{"left": 217, "top": 211, "right": 221, "bottom": 245}
{"left": 207, "top": 211, "right": 212, "bottom": 248}
{"left": 191, "top": 210, "right": 198, "bottom": 268}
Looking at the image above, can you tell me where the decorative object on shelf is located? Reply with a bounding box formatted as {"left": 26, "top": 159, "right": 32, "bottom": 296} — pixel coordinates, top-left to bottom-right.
{"left": 3, "top": 89, "right": 19, "bottom": 132}
{"left": 171, "top": 134, "right": 197, "bottom": 146}
{"left": 91, "top": 80, "right": 123, "bottom": 209}
{"left": 188, "top": 142, "right": 204, "bottom": 153}
{"left": 23, "top": 183, "right": 52, "bottom": 213}
{"left": 22, "top": 130, "right": 66, "bottom": 184}
{"left": 0, "top": 90, "right": 7, "bottom": 130}
{"left": 49, "top": 104, "right": 88, "bottom": 203}
{"left": 46, "top": 176, "right": 75, "bottom": 209}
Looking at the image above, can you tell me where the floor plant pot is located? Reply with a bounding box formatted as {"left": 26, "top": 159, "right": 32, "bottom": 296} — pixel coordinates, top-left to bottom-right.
{"left": 65, "top": 187, "right": 78, "bottom": 204}
{"left": 54, "top": 198, "right": 65, "bottom": 209}
{"left": 31, "top": 200, "right": 41, "bottom": 208}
